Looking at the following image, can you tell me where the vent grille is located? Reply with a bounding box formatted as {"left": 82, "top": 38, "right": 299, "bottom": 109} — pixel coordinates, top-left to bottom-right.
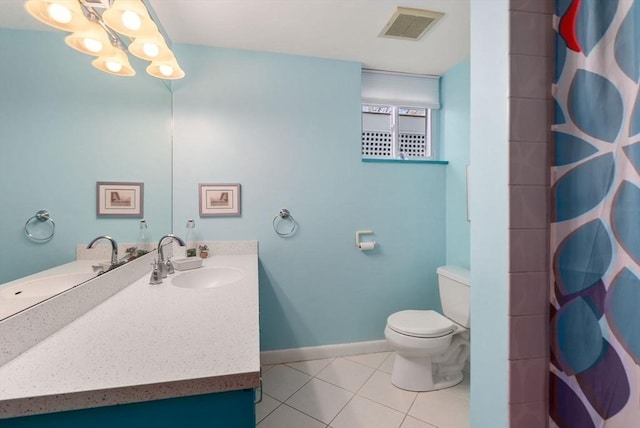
{"left": 380, "top": 7, "right": 444, "bottom": 40}
{"left": 362, "top": 131, "right": 392, "bottom": 158}
{"left": 399, "top": 133, "right": 427, "bottom": 158}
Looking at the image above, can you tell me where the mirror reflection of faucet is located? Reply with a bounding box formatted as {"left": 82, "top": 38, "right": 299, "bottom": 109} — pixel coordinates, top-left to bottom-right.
{"left": 86, "top": 236, "right": 118, "bottom": 269}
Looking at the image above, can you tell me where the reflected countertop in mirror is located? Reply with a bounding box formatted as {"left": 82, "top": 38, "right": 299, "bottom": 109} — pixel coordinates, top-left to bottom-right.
{"left": 0, "top": 260, "right": 101, "bottom": 320}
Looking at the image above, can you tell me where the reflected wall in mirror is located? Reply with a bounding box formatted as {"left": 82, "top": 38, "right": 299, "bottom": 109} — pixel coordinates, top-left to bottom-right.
{"left": 0, "top": 28, "right": 173, "bottom": 310}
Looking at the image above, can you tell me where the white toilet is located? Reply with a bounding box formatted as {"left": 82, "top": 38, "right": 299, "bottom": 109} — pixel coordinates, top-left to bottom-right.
{"left": 384, "top": 265, "right": 470, "bottom": 392}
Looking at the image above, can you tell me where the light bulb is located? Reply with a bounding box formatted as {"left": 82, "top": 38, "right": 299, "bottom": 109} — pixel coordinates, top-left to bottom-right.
{"left": 106, "top": 61, "right": 123, "bottom": 73}
{"left": 83, "top": 38, "right": 103, "bottom": 53}
{"left": 142, "top": 42, "right": 159, "bottom": 57}
{"left": 121, "top": 10, "right": 141, "bottom": 31}
{"left": 159, "top": 64, "right": 174, "bottom": 77}
{"left": 47, "top": 3, "right": 72, "bottom": 24}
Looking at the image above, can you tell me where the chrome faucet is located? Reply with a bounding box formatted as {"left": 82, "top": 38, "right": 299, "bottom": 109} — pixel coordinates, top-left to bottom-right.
{"left": 157, "top": 234, "right": 186, "bottom": 278}
{"left": 87, "top": 235, "right": 118, "bottom": 267}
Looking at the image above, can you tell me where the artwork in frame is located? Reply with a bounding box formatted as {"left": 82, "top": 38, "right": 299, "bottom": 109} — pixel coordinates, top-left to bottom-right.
{"left": 199, "top": 183, "right": 241, "bottom": 217}
{"left": 96, "top": 182, "right": 144, "bottom": 218}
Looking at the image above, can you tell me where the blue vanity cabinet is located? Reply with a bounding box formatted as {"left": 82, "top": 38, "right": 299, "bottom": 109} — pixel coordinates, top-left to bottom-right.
{"left": 1, "top": 389, "right": 256, "bottom": 428}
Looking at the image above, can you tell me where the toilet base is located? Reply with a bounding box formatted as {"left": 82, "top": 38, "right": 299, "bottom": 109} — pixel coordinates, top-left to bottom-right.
{"left": 391, "top": 353, "right": 464, "bottom": 392}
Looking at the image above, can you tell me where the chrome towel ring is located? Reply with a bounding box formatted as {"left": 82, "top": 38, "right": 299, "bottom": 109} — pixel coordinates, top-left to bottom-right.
{"left": 272, "top": 208, "right": 297, "bottom": 237}
{"left": 25, "top": 209, "right": 55, "bottom": 242}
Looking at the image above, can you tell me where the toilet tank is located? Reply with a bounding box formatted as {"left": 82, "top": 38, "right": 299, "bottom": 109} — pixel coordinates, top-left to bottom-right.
{"left": 437, "top": 266, "right": 471, "bottom": 328}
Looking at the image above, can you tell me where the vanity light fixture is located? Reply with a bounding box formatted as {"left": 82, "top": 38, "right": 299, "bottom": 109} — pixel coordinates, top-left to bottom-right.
{"left": 128, "top": 32, "right": 173, "bottom": 62}
{"left": 24, "top": 0, "right": 184, "bottom": 80}
{"left": 101, "top": 0, "right": 157, "bottom": 38}
{"left": 146, "top": 57, "right": 185, "bottom": 80}
{"left": 92, "top": 40, "right": 136, "bottom": 76}
{"left": 24, "top": 0, "right": 87, "bottom": 32}
{"left": 64, "top": 13, "right": 112, "bottom": 56}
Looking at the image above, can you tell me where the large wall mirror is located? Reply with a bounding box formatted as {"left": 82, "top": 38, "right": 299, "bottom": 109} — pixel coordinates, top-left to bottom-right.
{"left": 0, "top": 24, "right": 173, "bottom": 317}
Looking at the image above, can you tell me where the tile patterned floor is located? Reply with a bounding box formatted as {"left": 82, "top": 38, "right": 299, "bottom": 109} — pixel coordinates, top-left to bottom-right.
{"left": 257, "top": 352, "right": 469, "bottom": 428}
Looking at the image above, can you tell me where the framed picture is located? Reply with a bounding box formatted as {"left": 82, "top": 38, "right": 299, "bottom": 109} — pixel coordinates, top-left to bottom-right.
{"left": 96, "top": 182, "right": 144, "bottom": 218}
{"left": 199, "top": 183, "right": 241, "bottom": 217}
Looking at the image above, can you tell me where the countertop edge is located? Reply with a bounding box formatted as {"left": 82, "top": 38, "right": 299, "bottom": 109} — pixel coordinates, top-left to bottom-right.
{"left": 0, "top": 371, "right": 260, "bottom": 419}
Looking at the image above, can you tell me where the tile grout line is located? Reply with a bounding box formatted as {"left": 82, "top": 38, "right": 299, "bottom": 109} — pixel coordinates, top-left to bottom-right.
{"left": 257, "top": 362, "right": 316, "bottom": 426}
{"left": 270, "top": 360, "right": 355, "bottom": 427}
{"left": 255, "top": 392, "right": 280, "bottom": 425}
{"left": 324, "top": 358, "right": 382, "bottom": 428}
{"left": 281, "top": 402, "right": 329, "bottom": 427}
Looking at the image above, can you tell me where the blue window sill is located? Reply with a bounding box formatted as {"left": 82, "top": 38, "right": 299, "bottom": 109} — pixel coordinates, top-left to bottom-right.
{"left": 362, "top": 158, "right": 449, "bottom": 165}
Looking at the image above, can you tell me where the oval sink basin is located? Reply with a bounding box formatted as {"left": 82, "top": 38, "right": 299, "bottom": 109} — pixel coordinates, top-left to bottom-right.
{"left": 171, "top": 267, "right": 245, "bottom": 289}
{"left": 1, "top": 272, "right": 97, "bottom": 299}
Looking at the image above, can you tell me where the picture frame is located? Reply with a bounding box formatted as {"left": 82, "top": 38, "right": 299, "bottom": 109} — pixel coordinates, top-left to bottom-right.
{"left": 96, "top": 182, "right": 144, "bottom": 218}
{"left": 199, "top": 183, "right": 241, "bottom": 217}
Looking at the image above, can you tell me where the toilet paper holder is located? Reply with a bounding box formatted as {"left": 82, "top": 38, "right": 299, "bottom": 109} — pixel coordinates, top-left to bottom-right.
{"left": 355, "top": 230, "right": 375, "bottom": 250}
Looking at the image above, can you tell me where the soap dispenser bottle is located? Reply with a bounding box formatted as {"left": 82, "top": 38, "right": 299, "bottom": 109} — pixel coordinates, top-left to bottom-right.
{"left": 185, "top": 219, "right": 197, "bottom": 257}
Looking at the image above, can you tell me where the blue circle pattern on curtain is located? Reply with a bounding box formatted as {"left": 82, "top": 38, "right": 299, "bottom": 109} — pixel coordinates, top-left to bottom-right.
{"left": 552, "top": 0, "right": 640, "bottom": 426}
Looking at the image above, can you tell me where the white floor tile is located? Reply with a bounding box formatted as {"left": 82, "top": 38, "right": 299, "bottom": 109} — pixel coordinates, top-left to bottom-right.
{"left": 255, "top": 394, "right": 281, "bottom": 424}
{"left": 379, "top": 352, "right": 396, "bottom": 374}
{"left": 316, "top": 357, "right": 375, "bottom": 392}
{"left": 330, "top": 395, "right": 404, "bottom": 428}
{"left": 409, "top": 390, "right": 469, "bottom": 428}
{"left": 286, "top": 357, "right": 334, "bottom": 376}
{"left": 262, "top": 364, "right": 312, "bottom": 402}
{"left": 344, "top": 352, "right": 391, "bottom": 369}
{"left": 257, "top": 404, "right": 326, "bottom": 428}
{"left": 400, "top": 416, "right": 439, "bottom": 428}
{"left": 286, "top": 378, "right": 353, "bottom": 424}
{"left": 358, "top": 370, "right": 418, "bottom": 413}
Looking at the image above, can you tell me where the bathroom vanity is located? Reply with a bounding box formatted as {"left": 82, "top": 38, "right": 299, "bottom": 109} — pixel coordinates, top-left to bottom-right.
{"left": 0, "top": 241, "right": 260, "bottom": 427}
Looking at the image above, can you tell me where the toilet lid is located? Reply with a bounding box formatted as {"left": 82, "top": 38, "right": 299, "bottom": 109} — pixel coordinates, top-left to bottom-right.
{"left": 387, "top": 310, "right": 455, "bottom": 338}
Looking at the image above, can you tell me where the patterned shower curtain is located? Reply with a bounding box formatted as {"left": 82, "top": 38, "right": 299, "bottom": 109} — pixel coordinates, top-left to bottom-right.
{"left": 551, "top": 0, "right": 640, "bottom": 427}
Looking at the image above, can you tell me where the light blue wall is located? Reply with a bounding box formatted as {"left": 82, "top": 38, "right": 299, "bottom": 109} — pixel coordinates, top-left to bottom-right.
{"left": 469, "top": 1, "right": 510, "bottom": 427}
{"left": 171, "top": 44, "right": 448, "bottom": 350}
{"left": 441, "top": 58, "right": 471, "bottom": 268}
{"left": 0, "top": 29, "right": 172, "bottom": 284}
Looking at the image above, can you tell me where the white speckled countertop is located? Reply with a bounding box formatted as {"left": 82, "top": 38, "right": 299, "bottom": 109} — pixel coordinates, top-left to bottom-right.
{"left": 0, "top": 241, "right": 260, "bottom": 418}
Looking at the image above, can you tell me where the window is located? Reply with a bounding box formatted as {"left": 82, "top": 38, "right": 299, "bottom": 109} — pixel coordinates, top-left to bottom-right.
{"left": 361, "top": 70, "right": 439, "bottom": 162}
{"left": 361, "top": 104, "right": 432, "bottom": 160}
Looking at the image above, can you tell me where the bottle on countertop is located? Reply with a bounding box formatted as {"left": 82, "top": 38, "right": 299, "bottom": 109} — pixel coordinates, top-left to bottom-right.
{"left": 138, "top": 219, "right": 150, "bottom": 254}
{"left": 185, "top": 218, "right": 197, "bottom": 257}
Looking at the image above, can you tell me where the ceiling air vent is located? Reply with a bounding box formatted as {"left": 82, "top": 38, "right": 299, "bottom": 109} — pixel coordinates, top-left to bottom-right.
{"left": 379, "top": 7, "right": 445, "bottom": 40}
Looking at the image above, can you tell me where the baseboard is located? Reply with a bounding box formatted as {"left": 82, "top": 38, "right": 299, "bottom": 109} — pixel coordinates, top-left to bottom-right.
{"left": 260, "top": 339, "right": 392, "bottom": 365}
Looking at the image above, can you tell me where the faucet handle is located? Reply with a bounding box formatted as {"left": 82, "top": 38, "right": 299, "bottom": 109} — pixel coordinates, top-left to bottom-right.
{"left": 149, "top": 260, "right": 162, "bottom": 285}
{"left": 166, "top": 258, "right": 175, "bottom": 275}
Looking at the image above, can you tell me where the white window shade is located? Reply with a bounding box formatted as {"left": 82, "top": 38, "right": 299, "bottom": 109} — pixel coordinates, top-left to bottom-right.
{"left": 361, "top": 69, "right": 440, "bottom": 109}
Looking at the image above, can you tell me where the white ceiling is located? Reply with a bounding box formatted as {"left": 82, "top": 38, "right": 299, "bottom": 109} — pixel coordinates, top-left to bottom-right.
{"left": 1, "top": 0, "right": 470, "bottom": 75}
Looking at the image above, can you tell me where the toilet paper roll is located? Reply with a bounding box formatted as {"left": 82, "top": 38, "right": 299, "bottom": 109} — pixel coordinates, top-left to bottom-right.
{"left": 358, "top": 241, "right": 375, "bottom": 251}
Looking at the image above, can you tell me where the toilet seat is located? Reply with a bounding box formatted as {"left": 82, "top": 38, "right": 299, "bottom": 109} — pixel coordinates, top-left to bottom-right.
{"left": 387, "top": 310, "right": 455, "bottom": 338}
